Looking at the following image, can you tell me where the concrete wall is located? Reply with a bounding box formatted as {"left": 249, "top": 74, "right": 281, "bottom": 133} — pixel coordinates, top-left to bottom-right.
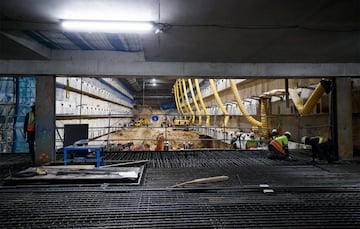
{"left": 55, "top": 77, "right": 133, "bottom": 149}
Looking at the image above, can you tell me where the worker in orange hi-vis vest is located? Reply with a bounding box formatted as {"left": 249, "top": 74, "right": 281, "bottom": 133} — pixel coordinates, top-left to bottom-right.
{"left": 24, "top": 103, "right": 36, "bottom": 165}
{"left": 155, "top": 133, "right": 165, "bottom": 151}
{"left": 267, "top": 131, "right": 291, "bottom": 160}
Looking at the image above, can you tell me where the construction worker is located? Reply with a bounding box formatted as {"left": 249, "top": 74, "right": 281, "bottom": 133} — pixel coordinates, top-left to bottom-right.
{"left": 236, "top": 131, "right": 246, "bottom": 149}
{"left": 230, "top": 135, "right": 238, "bottom": 149}
{"left": 271, "top": 128, "right": 279, "bottom": 139}
{"left": 267, "top": 131, "right": 291, "bottom": 160}
{"left": 24, "top": 103, "right": 36, "bottom": 165}
{"left": 246, "top": 133, "right": 258, "bottom": 149}
{"left": 301, "top": 136, "right": 338, "bottom": 163}
{"left": 155, "top": 133, "right": 164, "bottom": 151}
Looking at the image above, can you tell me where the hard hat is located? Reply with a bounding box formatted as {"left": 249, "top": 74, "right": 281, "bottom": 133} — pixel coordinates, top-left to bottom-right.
{"left": 271, "top": 128, "right": 278, "bottom": 135}
{"left": 301, "top": 136, "right": 308, "bottom": 144}
{"left": 284, "top": 131, "right": 291, "bottom": 138}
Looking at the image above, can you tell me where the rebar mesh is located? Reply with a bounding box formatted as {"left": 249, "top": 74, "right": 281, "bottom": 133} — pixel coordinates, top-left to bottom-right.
{"left": 0, "top": 150, "right": 359, "bottom": 228}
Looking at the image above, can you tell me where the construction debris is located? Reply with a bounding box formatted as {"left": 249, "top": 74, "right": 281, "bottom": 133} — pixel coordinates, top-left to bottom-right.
{"left": 171, "top": 175, "right": 229, "bottom": 188}
{"left": 100, "top": 160, "right": 149, "bottom": 168}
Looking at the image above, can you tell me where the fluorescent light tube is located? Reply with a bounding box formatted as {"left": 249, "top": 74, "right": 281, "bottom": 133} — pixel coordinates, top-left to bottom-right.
{"left": 61, "top": 20, "right": 154, "bottom": 33}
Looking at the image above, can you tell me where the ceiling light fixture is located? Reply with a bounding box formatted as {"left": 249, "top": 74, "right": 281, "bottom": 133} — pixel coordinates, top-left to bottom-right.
{"left": 61, "top": 20, "right": 155, "bottom": 33}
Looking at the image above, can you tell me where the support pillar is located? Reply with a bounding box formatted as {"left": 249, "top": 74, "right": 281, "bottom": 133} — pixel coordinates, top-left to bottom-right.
{"left": 335, "top": 77, "right": 353, "bottom": 160}
{"left": 35, "top": 76, "right": 56, "bottom": 165}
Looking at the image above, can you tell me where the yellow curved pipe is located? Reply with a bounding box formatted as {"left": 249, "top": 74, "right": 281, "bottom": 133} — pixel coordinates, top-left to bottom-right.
{"left": 173, "top": 82, "right": 181, "bottom": 115}
{"left": 178, "top": 79, "right": 190, "bottom": 115}
{"left": 260, "top": 98, "right": 269, "bottom": 138}
{"left": 182, "top": 79, "right": 195, "bottom": 123}
{"left": 209, "top": 79, "right": 229, "bottom": 127}
{"left": 302, "top": 83, "right": 325, "bottom": 114}
{"left": 175, "top": 80, "right": 184, "bottom": 116}
{"left": 288, "top": 80, "right": 328, "bottom": 116}
{"left": 177, "top": 79, "right": 185, "bottom": 113}
{"left": 195, "top": 79, "right": 210, "bottom": 126}
{"left": 174, "top": 80, "right": 185, "bottom": 116}
{"left": 229, "top": 79, "right": 262, "bottom": 127}
{"left": 188, "top": 79, "right": 202, "bottom": 125}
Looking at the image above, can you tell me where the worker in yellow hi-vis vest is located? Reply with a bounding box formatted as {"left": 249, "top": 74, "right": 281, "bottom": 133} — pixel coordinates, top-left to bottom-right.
{"left": 267, "top": 131, "right": 291, "bottom": 160}
{"left": 301, "top": 136, "right": 339, "bottom": 163}
{"left": 246, "top": 133, "right": 258, "bottom": 149}
{"left": 24, "top": 103, "right": 36, "bottom": 165}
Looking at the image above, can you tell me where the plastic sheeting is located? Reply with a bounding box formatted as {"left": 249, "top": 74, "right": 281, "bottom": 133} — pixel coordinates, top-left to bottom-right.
{"left": 0, "top": 78, "right": 15, "bottom": 153}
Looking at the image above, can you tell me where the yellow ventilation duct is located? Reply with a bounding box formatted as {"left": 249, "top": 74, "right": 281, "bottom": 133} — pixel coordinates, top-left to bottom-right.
{"left": 289, "top": 80, "right": 331, "bottom": 116}
{"left": 209, "top": 79, "right": 229, "bottom": 127}
{"left": 178, "top": 79, "right": 190, "bottom": 115}
{"left": 174, "top": 80, "right": 184, "bottom": 116}
{"left": 195, "top": 79, "right": 210, "bottom": 126}
{"left": 260, "top": 98, "right": 269, "bottom": 138}
{"left": 229, "top": 80, "right": 262, "bottom": 127}
{"left": 173, "top": 83, "right": 180, "bottom": 115}
{"left": 182, "top": 79, "right": 195, "bottom": 123}
{"left": 188, "top": 79, "right": 202, "bottom": 125}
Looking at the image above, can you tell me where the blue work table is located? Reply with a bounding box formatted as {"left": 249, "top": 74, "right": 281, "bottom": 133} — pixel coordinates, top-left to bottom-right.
{"left": 63, "top": 145, "right": 104, "bottom": 167}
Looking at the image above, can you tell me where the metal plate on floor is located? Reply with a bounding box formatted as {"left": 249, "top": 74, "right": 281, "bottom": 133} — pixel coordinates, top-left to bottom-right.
{"left": 4, "top": 164, "right": 145, "bottom": 185}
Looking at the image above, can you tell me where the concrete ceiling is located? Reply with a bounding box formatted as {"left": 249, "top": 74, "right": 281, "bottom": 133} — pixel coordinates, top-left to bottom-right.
{"left": 0, "top": 0, "right": 359, "bottom": 107}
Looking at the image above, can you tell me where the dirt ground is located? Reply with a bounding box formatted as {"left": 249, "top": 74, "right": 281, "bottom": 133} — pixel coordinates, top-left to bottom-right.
{"left": 100, "top": 109, "right": 219, "bottom": 151}
{"left": 106, "top": 126, "right": 208, "bottom": 151}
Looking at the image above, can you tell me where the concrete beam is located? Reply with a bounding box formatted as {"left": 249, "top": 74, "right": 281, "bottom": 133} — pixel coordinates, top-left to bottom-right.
{"left": 1, "top": 61, "right": 360, "bottom": 77}
{"left": 0, "top": 32, "right": 51, "bottom": 59}
{"left": 51, "top": 50, "right": 145, "bottom": 62}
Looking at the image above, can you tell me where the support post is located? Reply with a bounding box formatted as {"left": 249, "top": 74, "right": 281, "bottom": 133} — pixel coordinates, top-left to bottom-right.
{"left": 335, "top": 77, "right": 353, "bottom": 160}
{"left": 35, "top": 75, "right": 56, "bottom": 165}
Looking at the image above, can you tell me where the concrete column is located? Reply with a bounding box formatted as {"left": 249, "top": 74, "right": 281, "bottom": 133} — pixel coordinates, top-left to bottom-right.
{"left": 336, "top": 77, "right": 353, "bottom": 160}
{"left": 35, "top": 75, "right": 56, "bottom": 165}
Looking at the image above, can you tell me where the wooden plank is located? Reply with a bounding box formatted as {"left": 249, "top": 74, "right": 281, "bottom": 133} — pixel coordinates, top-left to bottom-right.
{"left": 42, "top": 165, "right": 95, "bottom": 169}
{"left": 171, "top": 176, "right": 229, "bottom": 188}
{"left": 100, "top": 160, "right": 149, "bottom": 168}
